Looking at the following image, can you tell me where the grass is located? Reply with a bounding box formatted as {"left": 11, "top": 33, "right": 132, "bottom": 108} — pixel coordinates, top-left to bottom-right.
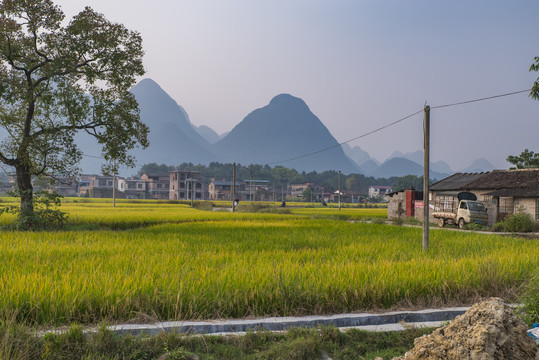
{"left": 0, "top": 323, "right": 435, "bottom": 360}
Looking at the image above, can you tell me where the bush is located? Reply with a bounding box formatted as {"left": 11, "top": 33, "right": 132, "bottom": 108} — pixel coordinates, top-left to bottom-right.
{"left": 494, "top": 213, "right": 538, "bottom": 233}
{"left": 0, "top": 191, "right": 68, "bottom": 230}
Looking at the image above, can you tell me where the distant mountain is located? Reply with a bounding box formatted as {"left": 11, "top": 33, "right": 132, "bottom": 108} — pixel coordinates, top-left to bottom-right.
{"left": 461, "top": 158, "right": 495, "bottom": 173}
{"left": 215, "top": 94, "right": 359, "bottom": 173}
{"left": 128, "top": 79, "right": 220, "bottom": 166}
{"left": 370, "top": 157, "right": 449, "bottom": 180}
{"left": 388, "top": 150, "right": 452, "bottom": 175}
{"left": 389, "top": 150, "right": 423, "bottom": 164}
{"left": 431, "top": 160, "right": 452, "bottom": 174}
{"left": 342, "top": 144, "right": 380, "bottom": 169}
{"left": 195, "top": 125, "right": 221, "bottom": 144}
{"left": 358, "top": 159, "right": 380, "bottom": 175}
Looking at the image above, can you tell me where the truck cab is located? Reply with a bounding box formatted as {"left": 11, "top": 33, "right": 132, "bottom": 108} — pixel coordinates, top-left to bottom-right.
{"left": 455, "top": 199, "right": 488, "bottom": 228}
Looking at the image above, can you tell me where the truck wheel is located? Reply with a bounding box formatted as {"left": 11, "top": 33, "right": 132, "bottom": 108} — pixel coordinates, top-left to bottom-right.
{"left": 458, "top": 218, "right": 466, "bottom": 229}
{"left": 437, "top": 218, "right": 445, "bottom": 227}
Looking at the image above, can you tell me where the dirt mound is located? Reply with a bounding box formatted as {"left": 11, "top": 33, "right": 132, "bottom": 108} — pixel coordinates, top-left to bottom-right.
{"left": 392, "top": 297, "right": 537, "bottom": 360}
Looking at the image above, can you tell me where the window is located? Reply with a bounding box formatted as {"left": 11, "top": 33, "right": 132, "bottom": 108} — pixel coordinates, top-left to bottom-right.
{"left": 180, "top": 192, "right": 185, "bottom": 198}
{"left": 460, "top": 201, "right": 467, "bottom": 209}
{"left": 172, "top": 185, "right": 175, "bottom": 190}
{"left": 196, "top": 183, "right": 202, "bottom": 189}
{"left": 137, "top": 183, "right": 143, "bottom": 189}
{"left": 157, "top": 184, "right": 162, "bottom": 189}
{"left": 180, "top": 183, "right": 185, "bottom": 188}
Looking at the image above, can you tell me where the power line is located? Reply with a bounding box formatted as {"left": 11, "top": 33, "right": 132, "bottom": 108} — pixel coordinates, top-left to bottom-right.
{"left": 78, "top": 88, "right": 531, "bottom": 169}
{"left": 266, "top": 108, "right": 424, "bottom": 166}
{"left": 82, "top": 153, "right": 105, "bottom": 160}
{"left": 431, "top": 89, "right": 529, "bottom": 109}
{"left": 267, "top": 88, "right": 530, "bottom": 166}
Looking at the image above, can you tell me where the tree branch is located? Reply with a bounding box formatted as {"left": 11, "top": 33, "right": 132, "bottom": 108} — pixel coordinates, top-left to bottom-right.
{"left": 0, "top": 150, "right": 16, "bottom": 166}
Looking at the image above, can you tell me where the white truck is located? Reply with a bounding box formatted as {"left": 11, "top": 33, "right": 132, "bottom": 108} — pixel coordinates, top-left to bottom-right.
{"left": 432, "top": 192, "right": 488, "bottom": 229}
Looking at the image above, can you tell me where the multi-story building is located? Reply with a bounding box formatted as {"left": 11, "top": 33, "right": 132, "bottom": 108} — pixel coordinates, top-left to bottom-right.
{"left": 208, "top": 179, "right": 244, "bottom": 201}
{"left": 121, "top": 177, "right": 147, "bottom": 199}
{"left": 79, "top": 174, "right": 123, "bottom": 198}
{"left": 140, "top": 173, "right": 170, "bottom": 200}
{"left": 169, "top": 171, "right": 204, "bottom": 200}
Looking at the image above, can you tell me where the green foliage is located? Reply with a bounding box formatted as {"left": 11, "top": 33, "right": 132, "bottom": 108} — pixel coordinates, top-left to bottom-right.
{"left": 506, "top": 149, "right": 539, "bottom": 169}
{"left": 1, "top": 190, "right": 67, "bottom": 230}
{"left": 494, "top": 212, "right": 538, "bottom": 233}
{"left": 0, "top": 0, "right": 147, "bottom": 223}
{"left": 393, "top": 175, "right": 423, "bottom": 192}
{"left": 137, "top": 163, "right": 175, "bottom": 177}
{"left": 530, "top": 56, "right": 539, "bottom": 100}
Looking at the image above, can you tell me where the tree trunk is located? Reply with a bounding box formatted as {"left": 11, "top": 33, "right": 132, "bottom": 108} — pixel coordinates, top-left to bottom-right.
{"left": 15, "top": 164, "right": 34, "bottom": 217}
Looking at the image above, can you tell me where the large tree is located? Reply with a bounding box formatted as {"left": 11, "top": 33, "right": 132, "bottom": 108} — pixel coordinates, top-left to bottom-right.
{"left": 0, "top": 0, "right": 148, "bottom": 224}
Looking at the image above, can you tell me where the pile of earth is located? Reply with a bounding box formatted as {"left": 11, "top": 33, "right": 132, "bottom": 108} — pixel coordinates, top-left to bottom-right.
{"left": 382, "top": 297, "right": 537, "bottom": 360}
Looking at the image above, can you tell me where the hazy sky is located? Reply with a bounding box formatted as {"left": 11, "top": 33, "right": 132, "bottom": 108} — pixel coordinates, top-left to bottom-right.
{"left": 55, "top": 0, "right": 539, "bottom": 170}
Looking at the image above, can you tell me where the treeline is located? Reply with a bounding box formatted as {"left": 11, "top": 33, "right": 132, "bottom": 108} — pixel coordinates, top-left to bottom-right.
{"left": 138, "top": 162, "right": 428, "bottom": 195}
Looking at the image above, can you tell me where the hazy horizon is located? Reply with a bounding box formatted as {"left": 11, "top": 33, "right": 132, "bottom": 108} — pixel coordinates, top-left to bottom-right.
{"left": 54, "top": 0, "right": 539, "bottom": 171}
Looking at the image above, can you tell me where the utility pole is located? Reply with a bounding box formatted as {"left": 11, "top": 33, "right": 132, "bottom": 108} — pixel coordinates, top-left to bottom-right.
{"left": 232, "top": 162, "right": 236, "bottom": 212}
{"left": 338, "top": 170, "right": 341, "bottom": 211}
{"left": 112, "top": 159, "right": 117, "bottom": 208}
{"left": 423, "top": 105, "right": 430, "bottom": 251}
{"left": 191, "top": 172, "right": 194, "bottom": 207}
{"left": 250, "top": 166, "right": 253, "bottom": 202}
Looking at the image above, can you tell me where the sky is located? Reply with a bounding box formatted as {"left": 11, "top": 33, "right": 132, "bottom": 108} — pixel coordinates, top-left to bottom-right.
{"left": 55, "top": 0, "right": 539, "bottom": 171}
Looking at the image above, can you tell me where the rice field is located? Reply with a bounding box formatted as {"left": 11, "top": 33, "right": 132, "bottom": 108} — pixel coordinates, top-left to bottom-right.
{"left": 0, "top": 198, "right": 537, "bottom": 326}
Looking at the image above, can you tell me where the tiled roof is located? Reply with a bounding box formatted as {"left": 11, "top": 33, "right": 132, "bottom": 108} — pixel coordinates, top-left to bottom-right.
{"left": 465, "top": 169, "right": 539, "bottom": 190}
{"left": 429, "top": 172, "right": 488, "bottom": 191}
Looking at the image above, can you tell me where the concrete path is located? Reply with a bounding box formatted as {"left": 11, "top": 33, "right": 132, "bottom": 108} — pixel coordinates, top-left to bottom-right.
{"left": 76, "top": 306, "right": 470, "bottom": 337}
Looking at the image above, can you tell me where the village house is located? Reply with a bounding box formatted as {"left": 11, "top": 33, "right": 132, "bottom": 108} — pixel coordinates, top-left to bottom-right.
{"left": 289, "top": 183, "right": 323, "bottom": 201}
{"left": 121, "top": 177, "right": 147, "bottom": 199}
{"left": 78, "top": 174, "right": 124, "bottom": 198}
{"left": 208, "top": 179, "right": 245, "bottom": 201}
{"left": 368, "top": 185, "right": 392, "bottom": 200}
{"left": 388, "top": 169, "right": 539, "bottom": 226}
{"left": 169, "top": 170, "right": 204, "bottom": 201}
{"left": 140, "top": 173, "right": 170, "bottom": 200}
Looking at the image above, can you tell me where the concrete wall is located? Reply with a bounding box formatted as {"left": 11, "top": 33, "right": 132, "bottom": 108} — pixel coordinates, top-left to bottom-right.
{"left": 387, "top": 192, "right": 406, "bottom": 219}
{"left": 514, "top": 198, "right": 538, "bottom": 220}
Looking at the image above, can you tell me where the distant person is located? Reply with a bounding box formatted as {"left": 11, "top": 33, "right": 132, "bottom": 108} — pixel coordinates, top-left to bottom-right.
{"left": 321, "top": 200, "right": 327, "bottom": 206}
{"left": 281, "top": 201, "right": 286, "bottom": 207}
